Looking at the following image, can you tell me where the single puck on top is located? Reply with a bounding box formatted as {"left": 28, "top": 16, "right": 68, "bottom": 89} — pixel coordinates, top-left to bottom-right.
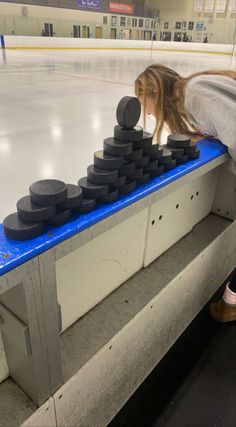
{"left": 97, "top": 189, "right": 119, "bottom": 204}
{"left": 133, "top": 131, "right": 153, "bottom": 149}
{"left": 127, "top": 167, "right": 143, "bottom": 181}
{"left": 159, "top": 148, "right": 173, "bottom": 164}
{"left": 184, "top": 142, "right": 198, "bottom": 154}
{"left": 57, "top": 184, "right": 83, "bottom": 209}
{"left": 87, "top": 165, "right": 118, "bottom": 185}
{"left": 45, "top": 208, "right": 71, "bottom": 226}
{"left": 29, "top": 179, "right": 67, "bottom": 206}
{"left": 116, "top": 96, "right": 141, "bottom": 130}
{"left": 114, "top": 125, "right": 143, "bottom": 142}
{"left": 136, "top": 172, "right": 150, "bottom": 185}
{"left": 78, "top": 177, "right": 108, "bottom": 199}
{"left": 111, "top": 175, "right": 127, "bottom": 188}
{"left": 125, "top": 148, "right": 143, "bottom": 162}
{"left": 73, "top": 198, "right": 96, "bottom": 214}
{"left": 118, "top": 161, "right": 135, "bottom": 176}
{"left": 3, "top": 212, "right": 43, "bottom": 241}
{"left": 17, "top": 195, "right": 55, "bottom": 222}
{"left": 164, "top": 159, "right": 177, "bottom": 171}
{"left": 188, "top": 149, "right": 200, "bottom": 160}
{"left": 135, "top": 155, "right": 149, "bottom": 168}
{"left": 104, "top": 137, "right": 133, "bottom": 157}
{"left": 144, "top": 160, "right": 159, "bottom": 172}
{"left": 94, "top": 150, "right": 124, "bottom": 170}
{"left": 150, "top": 165, "right": 165, "bottom": 177}
{"left": 119, "top": 180, "right": 136, "bottom": 195}
{"left": 176, "top": 154, "right": 189, "bottom": 164}
{"left": 167, "top": 134, "right": 191, "bottom": 148}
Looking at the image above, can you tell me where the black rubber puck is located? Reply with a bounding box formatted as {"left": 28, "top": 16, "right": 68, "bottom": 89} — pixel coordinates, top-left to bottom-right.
{"left": 73, "top": 198, "right": 96, "bottom": 214}
{"left": 87, "top": 165, "right": 118, "bottom": 185}
{"left": 125, "top": 148, "right": 143, "bottom": 162}
{"left": 144, "top": 160, "right": 159, "bottom": 172}
{"left": 136, "top": 172, "right": 150, "bottom": 185}
{"left": 111, "top": 175, "right": 127, "bottom": 188}
{"left": 94, "top": 150, "right": 124, "bottom": 170}
{"left": 149, "top": 146, "right": 163, "bottom": 160}
{"left": 132, "top": 131, "right": 153, "bottom": 149}
{"left": 3, "top": 213, "right": 43, "bottom": 241}
{"left": 166, "top": 145, "right": 185, "bottom": 159}
{"left": 119, "top": 180, "right": 136, "bottom": 195}
{"left": 188, "top": 149, "right": 200, "bottom": 160}
{"left": 30, "top": 179, "right": 67, "bottom": 206}
{"left": 177, "top": 154, "right": 189, "bottom": 164}
{"left": 78, "top": 177, "right": 108, "bottom": 199}
{"left": 116, "top": 96, "right": 141, "bottom": 129}
{"left": 167, "top": 134, "right": 191, "bottom": 148}
{"left": 45, "top": 208, "right": 71, "bottom": 226}
{"left": 143, "top": 144, "right": 161, "bottom": 155}
{"left": 17, "top": 195, "right": 55, "bottom": 222}
{"left": 184, "top": 142, "right": 198, "bottom": 154}
{"left": 118, "top": 161, "right": 135, "bottom": 176}
{"left": 159, "top": 148, "right": 173, "bottom": 164}
{"left": 127, "top": 167, "right": 143, "bottom": 180}
{"left": 135, "top": 155, "right": 149, "bottom": 168}
{"left": 114, "top": 125, "right": 143, "bottom": 142}
{"left": 150, "top": 165, "right": 165, "bottom": 177}
{"left": 98, "top": 189, "right": 119, "bottom": 204}
{"left": 104, "top": 137, "right": 133, "bottom": 157}
{"left": 164, "top": 159, "right": 177, "bottom": 171}
{"left": 57, "top": 184, "right": 83, "bottom": 209}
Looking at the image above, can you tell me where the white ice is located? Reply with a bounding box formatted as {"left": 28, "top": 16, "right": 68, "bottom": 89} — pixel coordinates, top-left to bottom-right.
{"left": 0, "top": 49, "right": 234, "bottom": 222}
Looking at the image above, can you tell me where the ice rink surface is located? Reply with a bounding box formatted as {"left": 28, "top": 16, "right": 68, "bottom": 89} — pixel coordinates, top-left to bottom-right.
{"left": 0, "top": 48, "right": 235, "bottom": 222}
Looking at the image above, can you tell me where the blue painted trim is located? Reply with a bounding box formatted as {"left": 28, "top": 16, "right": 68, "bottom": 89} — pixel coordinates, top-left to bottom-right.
{"left": 0, "top": 35, "right": 5, "bottom": 49}
{"left": 0, "top": 139, "right": 227, "bottom": 276}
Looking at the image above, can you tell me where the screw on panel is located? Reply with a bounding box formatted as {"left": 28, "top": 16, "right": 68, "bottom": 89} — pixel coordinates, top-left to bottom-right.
{"left": 3, "top": 253, "right": 11, "bottom": 259}
{"left": 176, "top": 204, "right": 179, "bottom": 209}
{"left": 151, "top": 219, "right": 155, "bottom": 225}
{"left": 159, "top": 215, "right": 162, "bottom": 220}
{"left": 196, "top": 191, "right": 199, "bottom": 196}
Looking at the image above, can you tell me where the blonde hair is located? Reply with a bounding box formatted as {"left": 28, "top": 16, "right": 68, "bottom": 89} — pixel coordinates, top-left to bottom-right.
{"left": 135, "top": 64, "right": 236, "bottom": 141}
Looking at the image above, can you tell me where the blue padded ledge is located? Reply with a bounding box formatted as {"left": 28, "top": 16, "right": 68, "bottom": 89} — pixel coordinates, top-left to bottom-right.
{"left": 0, "top": 139, "right": 227, "bottom": 276}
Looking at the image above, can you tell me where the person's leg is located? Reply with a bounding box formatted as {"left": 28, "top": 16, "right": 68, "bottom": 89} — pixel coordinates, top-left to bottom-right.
{"left": 209, "top": 269, "right": 236, "bottom": 322}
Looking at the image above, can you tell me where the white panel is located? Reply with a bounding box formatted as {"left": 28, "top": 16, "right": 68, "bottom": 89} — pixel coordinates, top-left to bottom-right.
{"left": 212, "top": 162, "right": 236, "bottom": 220}
{"left": 0, "top": 332, "right": 9, "bottom": 383}
{"left": 144, "top": 169, "right": 219, "bottom": 267}
{"left": 57, "top": 209, "right": 148, "bottom": 331}
{"left": 54, "top": 220, "right": 235, "bottom": 427}
{"left": 20, "top": 397, "right": 56, "bottom": 427}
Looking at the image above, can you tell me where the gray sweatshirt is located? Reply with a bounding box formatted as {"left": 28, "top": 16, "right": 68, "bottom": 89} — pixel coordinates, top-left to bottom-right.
{"left": 184, "top": 74, "right": 236, "bottom": 174}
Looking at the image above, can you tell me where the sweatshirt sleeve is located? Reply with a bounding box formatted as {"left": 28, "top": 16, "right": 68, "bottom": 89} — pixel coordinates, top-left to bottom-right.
{"left": 184, "top": 75, "right": 236, "bottom": 174}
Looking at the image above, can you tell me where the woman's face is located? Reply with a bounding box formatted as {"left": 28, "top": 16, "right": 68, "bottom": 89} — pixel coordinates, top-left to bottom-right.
{"left": 139, "top": 96, "right": 155, "bottom": 116}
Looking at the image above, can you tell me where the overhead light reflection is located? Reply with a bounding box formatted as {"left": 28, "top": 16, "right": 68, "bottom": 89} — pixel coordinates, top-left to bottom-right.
{"left": 0, "top": 138, "right": 11, "bottom": 153}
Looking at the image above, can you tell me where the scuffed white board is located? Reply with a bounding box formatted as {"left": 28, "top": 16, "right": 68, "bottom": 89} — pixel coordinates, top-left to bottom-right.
{"left": 0, "top": 331, "right": 9, "bottom": 383}
{"left": 57, "top": 209, "right": 148, "bottom": 331}
{"left": 20, "top": 397, "right": 56, "bottom": 427}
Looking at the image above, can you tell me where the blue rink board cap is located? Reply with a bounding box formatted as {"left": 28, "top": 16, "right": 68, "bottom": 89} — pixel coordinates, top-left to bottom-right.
{"left": 0, "top": 140, "right": 228, "bottom": 276}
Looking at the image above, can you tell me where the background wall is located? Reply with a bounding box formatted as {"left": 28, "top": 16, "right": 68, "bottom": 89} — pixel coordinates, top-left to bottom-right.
{"left": 0, "top": 0, "right": 235, "bottom": 42}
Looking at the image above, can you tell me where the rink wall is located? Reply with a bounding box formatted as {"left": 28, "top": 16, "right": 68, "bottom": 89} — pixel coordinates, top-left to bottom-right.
{"left": 1, "top": 35, "right": 235, "bottom": 55}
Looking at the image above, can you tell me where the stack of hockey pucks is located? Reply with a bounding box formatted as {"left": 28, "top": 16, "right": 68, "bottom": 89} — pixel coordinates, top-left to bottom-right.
{"left": 166, "top": 134, "right": 200, "bottom": 163}
{"left": 3, "top": 180, "right": 83, "bottom": 241}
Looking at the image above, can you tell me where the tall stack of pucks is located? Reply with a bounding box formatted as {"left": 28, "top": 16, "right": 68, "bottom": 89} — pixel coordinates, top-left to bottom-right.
{"left": 3, "top": 180, "right": 83, "bottom": 241}
{"left": 167, "top": 134, "right": 200, "bottom": 161}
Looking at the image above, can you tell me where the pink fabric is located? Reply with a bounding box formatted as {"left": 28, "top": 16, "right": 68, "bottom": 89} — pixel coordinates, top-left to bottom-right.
{"left": 223, "top": 283, "right": 236, "bottom": 306}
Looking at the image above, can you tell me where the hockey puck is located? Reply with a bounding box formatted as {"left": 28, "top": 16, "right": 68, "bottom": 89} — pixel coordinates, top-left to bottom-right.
{"left": 57, "top": 184, "right": 83, "bottom": 209}
{"left": 132, "top": 131, "right": 153, "bottom": 149}
{"left": 164, "top": 159, "right": 177, "bottom": 171}
{"left": 111, "top": 175, "right": 127, "bottom": 188}
{"left": 125, "top": 148, "right": 143, "bottom": 162}
{"left": 188, "top": 149, "right": 200, "bottom": 160}
{"left": 136, "top": 172, "right": 150, "bottom": 185}
{"left": 30, "top": 179, "right": 67, "bottom": 206}
{"left": 3, "top": 212, "right": 43, "bottom": 241}
{"left": 150, "top": 165, "right": 165, "bottom": 177}
{"left": 166, "top": 145, "right": 185, "bottom": 159}
{"left": 135, "top": 155, "right": 149, "bottom": 168}
{"left": 73, "top": 198, "right": 96, "bottom": 214}
{"left": 119, "top": 180, "right": 136, "bottom": 195}
{"left": 118, "top": 161, "right": 135, "bottom": 176}
{"left": 144, "top": 160, "right": 159, "bottom": 172}
{"left": 148, "top": 146, "right": 163, "bottom": 160}
{"left": 184, "top": 142, "right": 198, "bottom": 154}
{"left": 116, "top": 96, "right": 141, "bottom": 129}
{"left": 104, "top": 137, "right": 133, "bottom": 157}
{"left": 159, "top": 148, "right": 173, "bottom": 164}
{"left": 167, "top": 134, "right": 191, "bottom": 148}
{"left": 78, "top": 177, "right": 108, "bottom": 199}
{"left": 127, "top": 167, "right": 144, "bottom": 180}
{"left": 17, "top": 195, "right": 55, "bottom": 222}
{"left": 94, "top": 150, "right": 124, "bottom": 170}
{"left": 45, "top": 208, "right": 71, "bottom": 226}
{"left": 87, "top": 165, "right": 118, "bottom": 185}
{"left": 176, "top": 154, "right": 189, "bottom": 164}
{"left": 114, "top": 125, "right": 143, "bottom": 142}
{"left": 98, "top": 189, "right": 119, "bottom": 204}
